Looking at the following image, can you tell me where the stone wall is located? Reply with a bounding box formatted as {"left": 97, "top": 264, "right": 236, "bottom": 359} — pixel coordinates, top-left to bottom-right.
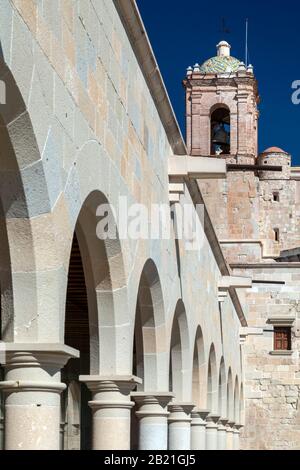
{"left": 0, "top": 0, "right": 246, "bottom": 450}
{"left": 234, "top": 267, "right": 300, "bottom": 450}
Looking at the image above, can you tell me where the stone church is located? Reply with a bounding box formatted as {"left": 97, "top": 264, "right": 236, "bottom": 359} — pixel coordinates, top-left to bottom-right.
{"left": 0, "top": 0, "right": 299, "bottom": 451}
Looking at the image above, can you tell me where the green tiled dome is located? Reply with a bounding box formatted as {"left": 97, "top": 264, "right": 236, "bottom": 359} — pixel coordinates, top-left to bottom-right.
{"left": 200, "top": 55, "right": 241, "bottom": 74}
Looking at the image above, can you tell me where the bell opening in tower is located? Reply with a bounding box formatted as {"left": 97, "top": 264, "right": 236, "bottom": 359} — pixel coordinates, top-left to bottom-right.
{"left": 211, "top": 106, "right": 231, "bottom": 156}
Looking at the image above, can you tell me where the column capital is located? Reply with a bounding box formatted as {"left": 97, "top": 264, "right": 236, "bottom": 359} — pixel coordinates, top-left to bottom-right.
{"left": 132, "top": 392, "right": 174, "bottom": 416}
{"left": 80, "top": 375, "right": 142, "bottom": 412}
{"left": 168, "top": 403, "right": 194, "bottom": 424}
{"left": 227, "top": 420, "right": 236, "bottom": 429}
{"left": 234, "top": 424, "right": 244, "bottom": 432}
{"left": 219, "top": 417, "right": 229, "bottom": 427}
{"left": 132, "top": 392, "right": 174, "bottom": 419}
{"left": 207, "top": 414, "right": 221, "bottom": 425}
{"left": 1, "top": 343, "right": 79, "bottom": 369}
{"left": 191, "top": 408, "right": 210, "bottom": 422}
{"left": 168, "top": 402, "right": 195, "bottom": 414}
{"left": 80, "top": 375, "right": 141, "bottom": 394}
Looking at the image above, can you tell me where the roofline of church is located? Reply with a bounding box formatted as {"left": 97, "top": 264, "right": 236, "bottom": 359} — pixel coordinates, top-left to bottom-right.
{"left": 113, "top": 0, "right": 187, "bottom": 156}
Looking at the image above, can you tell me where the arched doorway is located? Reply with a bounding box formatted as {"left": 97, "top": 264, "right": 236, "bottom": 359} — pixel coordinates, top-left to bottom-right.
{"left": 211, "top": 106, "right": 231, "bottom": 156}
{"left": 62, "top": 234, "right": 92, "bottom": 450}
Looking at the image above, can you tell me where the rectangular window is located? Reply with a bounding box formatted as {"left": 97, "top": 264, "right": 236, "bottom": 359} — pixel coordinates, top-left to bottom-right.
{"left": 274, "top": 327, "right": 291, "bottom": 351}
{"left": 273, "top": 192, "right": 280, "bottom": 202}
{"left": 274, "top": 228, "right": 280, "bottom": 243}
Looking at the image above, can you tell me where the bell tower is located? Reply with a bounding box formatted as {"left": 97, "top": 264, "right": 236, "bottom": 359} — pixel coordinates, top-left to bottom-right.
{"left": 183, "top": 41, "right": 260, "bottom": 164}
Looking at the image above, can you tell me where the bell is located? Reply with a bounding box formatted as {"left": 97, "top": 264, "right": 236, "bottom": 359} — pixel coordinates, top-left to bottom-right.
{"left": 212, "top": 124, "right": 229, "bottom": 145}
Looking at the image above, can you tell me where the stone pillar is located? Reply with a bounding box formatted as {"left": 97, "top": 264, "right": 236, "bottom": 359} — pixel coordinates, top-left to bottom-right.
{"left": 217, "top": 418, "right": 229, "bottom": 450}
{"left": 205, "top": 414, "right": 220, "bottom": 450}
{"left": 0, "top": 344, "right": 78, "bottom": 450}
{"left": 226, "top": 421, "right": 235, "bottom": 450}
{"left": 237, "top": 93, "right": 249, "bottom": 159}
{"left": 131, "top": 393, "right": 174, "bottom": 450}
{"left": 233, "top": 424, "right": 243, "bottom": 450}
{"left": 168, "top": 403, "right": 194, "bottom": 450}
{"left": 190, "top": 409, "right": 209, "bottom": 450}
{"left": 80, "top": 375, "right": 140, "bottom": 450}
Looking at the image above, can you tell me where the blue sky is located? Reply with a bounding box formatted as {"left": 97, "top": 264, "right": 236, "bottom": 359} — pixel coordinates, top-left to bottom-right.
{"left": 137, "top": 0, "right": 300, "bottom": 165}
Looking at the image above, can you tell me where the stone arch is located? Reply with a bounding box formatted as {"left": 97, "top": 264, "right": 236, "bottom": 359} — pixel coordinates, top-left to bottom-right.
{"left": 207, "top": 344, "right": 218, "bottom": 413}
{"left": 62, "top": 190, "right": 128, "bottom": 375}
{"left": 218, "top": 357, "right": 227, "bottom": 418}
{"left": 169, "top": 300, "right": 190, "bottom": 402}
{"left": 61, "top": 189, "right": 128, "bottom": 449}
{"left": 133, "top": 259, "right": 167, "bottom": 391}
{"left": 0, "top": 63, "right": 55, "bottom": 342}
{"left": 234, "top": 376, "right": 240, "bottom": 423}
{"left": 192, "top": 326, "right": 206, "bottom": 408}
{"left": 227, "top": 368, "right": 234, "bottom": 420}
{"left": 210, "top": 102, "right": 231, "bottom": 115}
{"left": 210, "top": 103, "right": 231, "bottom": 156}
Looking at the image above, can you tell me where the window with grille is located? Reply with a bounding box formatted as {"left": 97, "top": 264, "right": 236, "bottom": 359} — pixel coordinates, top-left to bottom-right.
{"left": 274, "top": 327, "right": 291, "bottom": 351}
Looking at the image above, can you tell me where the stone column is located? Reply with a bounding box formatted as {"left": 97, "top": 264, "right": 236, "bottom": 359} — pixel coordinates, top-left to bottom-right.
{"left": 226, "top": 421, "right": 235, "bottom": 450}
{"left": 233, "top": 424, "right": 243, "bottom": 450}
{"left": 217, "top": 418, "right": 229, "bottom": 450}
{"left": 205, "top": 414, "right": 220, "bottom": 450}
{"left": 80, "top": 375, "right": 140, "bottom": 450}
{"left": 131, "top": 393, "right": 174, "bottom": 450}
{"left": 0, "top": 344, "right": 78, "bottom": 450}
{"left": 190, "top": 409, "right": 209, "bottom": 450}
{"left": 168, "top": 403, "right": 194, "bottom": 450}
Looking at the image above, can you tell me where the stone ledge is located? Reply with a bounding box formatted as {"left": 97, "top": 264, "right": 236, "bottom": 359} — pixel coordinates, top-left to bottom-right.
{"left": 267, "top": 317, "right": 295, "bottom": 327}
{"left": 269, "top": 351, "right": 293, "bottom": 357}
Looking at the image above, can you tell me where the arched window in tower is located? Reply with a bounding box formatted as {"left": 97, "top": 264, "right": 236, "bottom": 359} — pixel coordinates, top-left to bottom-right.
{"left": 211, "top": 106, "right": 231, "bottom": 156}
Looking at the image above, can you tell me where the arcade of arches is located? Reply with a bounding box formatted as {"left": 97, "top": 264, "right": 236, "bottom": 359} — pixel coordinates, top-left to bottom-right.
{"left": 0, "top": 0, "right": 251, "bottom": 451}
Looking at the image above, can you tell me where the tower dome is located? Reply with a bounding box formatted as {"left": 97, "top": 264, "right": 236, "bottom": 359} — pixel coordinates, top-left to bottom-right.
{"left": 199, "top": 41, "right": 241, "bottom": 74}
{"left": 258, "top": 147, "right": 291, "bottom": 180}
